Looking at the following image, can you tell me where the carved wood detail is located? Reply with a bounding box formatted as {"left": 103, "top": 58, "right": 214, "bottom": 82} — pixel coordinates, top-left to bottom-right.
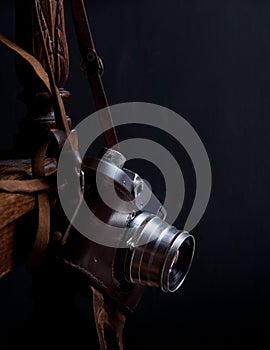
{"left": 33, "top": 0, "right": 69, "bottom": 88}
{"left": 15, "top": 0, "right": 69, "bottom": 96}
{"left": 14, "top": 0, "right": 71, "bottom": 156}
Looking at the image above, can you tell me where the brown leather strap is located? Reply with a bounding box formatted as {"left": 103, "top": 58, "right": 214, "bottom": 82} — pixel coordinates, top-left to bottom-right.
{"left": 0, "top": 174, "right": 53, "bottom": 265}
{"left": 71, "top": 0, "right": 119, "bottom": 150}
{"left": 28, "top": 141, "right": 51, "bottom": 268}
{"left": 0, "top": 178, "right": 51, "bottom": 193}
{"left": 70, "top": 4, "right": 129, "bottom": 348}
{"left": 0, "top": 28, "right": 69, "bottom": 137}
{"left": 0, "top": 33, "right": 51, "bottom": 94}
{"left": 91, "top": 287, "right": 126, "bottom": 350}
{"left": 0, "top": 146, "right": 52, "bottom": 269}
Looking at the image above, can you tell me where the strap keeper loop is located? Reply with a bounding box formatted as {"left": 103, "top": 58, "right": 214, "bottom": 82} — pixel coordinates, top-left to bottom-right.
{"left": 83, "top": 48, "right": 104, "bottom": 77}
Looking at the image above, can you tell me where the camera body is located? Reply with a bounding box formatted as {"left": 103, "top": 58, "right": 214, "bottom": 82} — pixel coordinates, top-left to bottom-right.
{"left": 59, "top": 149, "right": 195, "bottom": 312}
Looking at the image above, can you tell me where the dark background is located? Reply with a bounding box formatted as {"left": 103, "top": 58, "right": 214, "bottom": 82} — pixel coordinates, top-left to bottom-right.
{"left": 0, "top": 0, "right": 270, "bottom": 349}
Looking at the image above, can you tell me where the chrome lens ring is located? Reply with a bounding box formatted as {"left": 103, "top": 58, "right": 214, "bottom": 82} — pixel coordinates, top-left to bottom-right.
{"left": 126, "top": 212, "right": 195, "bottom": 292}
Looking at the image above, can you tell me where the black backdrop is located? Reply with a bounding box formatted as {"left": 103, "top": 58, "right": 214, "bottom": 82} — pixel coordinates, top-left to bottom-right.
{"left": 0, "top": 0, "right": 270, "bottom": 349}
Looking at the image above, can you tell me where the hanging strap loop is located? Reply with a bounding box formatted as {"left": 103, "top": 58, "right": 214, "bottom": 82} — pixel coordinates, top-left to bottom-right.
{"left": 0, "top": 33, "right": 51, "bottom": 93}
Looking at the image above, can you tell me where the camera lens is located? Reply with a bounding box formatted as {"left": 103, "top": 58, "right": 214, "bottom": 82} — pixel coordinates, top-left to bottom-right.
{"left": 125, "top": 212, "right": 195, "bottom": 292}
{"left": 164, "top": 233, "right": 195, "bottom": 292}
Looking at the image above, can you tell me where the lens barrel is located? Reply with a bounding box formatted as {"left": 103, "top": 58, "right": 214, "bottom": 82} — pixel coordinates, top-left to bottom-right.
{"left": 125, "top": 212, "right": 195, "bottom": 292}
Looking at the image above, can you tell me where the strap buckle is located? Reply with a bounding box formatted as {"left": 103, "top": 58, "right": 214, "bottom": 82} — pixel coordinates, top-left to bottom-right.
{"left": 83, "top": 48, "right": 104, "bottom": 77}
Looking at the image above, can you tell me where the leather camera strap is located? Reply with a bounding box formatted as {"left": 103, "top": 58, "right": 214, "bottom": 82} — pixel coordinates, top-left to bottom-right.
{"left": 0, "top": 178, "right": 51, "bottom": 194}
{"left": 71, "top": 0, "right": 119, "bottom": 150}
{"left": 70, "top": 2, "right": 127, "bottom": 349}
{"left": 91, "top": 287, "right": 126, "bottom": 350}
{"left": 27, "top": 140, "right": 51, "bottom": 268}
{"left": 0, "top": 32, "right": 51, "bottom": 93}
